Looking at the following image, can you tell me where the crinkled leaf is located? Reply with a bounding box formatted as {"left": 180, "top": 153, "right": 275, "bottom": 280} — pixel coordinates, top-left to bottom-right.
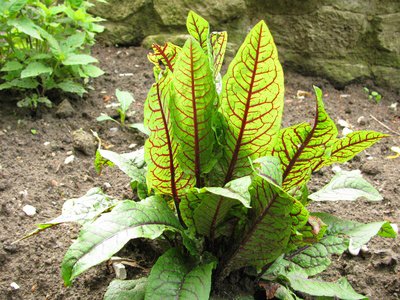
{"left": 144, "top": 71, "right": 195, "bottom": 198}
{"left": 171, "top": 38, "right": 217, "bottom": 183}
{"left": 280, "top": 87, "right": 338, "bottom": 190}
{"left": 147, "top": 42, "right": 181, "bottom": 72}
{"left": 186, "top": 10, "right": 210, "bottom": 53}
{"left": 62, "top": 196, "right": 183, "bottom": 286}
{"left": 7, "top": 17, "right": 42, "bottom": 40}
{"left": 1, "top": 61, "right": 23, "bottom": 72}
{"left": 145, "top": 248, "right": 215, "bottom": 300}
{"left": 63, "top": 31, "right": 86, "bottom": 51}
{"left": 210, "top": 31, "right": 228, "bottom": 76}
{"left": 286, "top": 272, "right": 366, "bottom": 300}
{"left": 104, "top": 278, "right": 147, "bottom": 300}
{"left": 309, "top": 170, "right": 383, "bottom": 201}
{"left": 314, "top": 213, "right": 397, "bottom": 252}
{"left": 220, "top": 20, "right": 284, "bottom": 183}
{"left": 63, "top": 54, "right": 98, "bottom": 65}
{"left": 20, "top": 62, "right": 52, "bottom": 78}
{"left": 116, "top": 89, "right": 134, "bottom": 113}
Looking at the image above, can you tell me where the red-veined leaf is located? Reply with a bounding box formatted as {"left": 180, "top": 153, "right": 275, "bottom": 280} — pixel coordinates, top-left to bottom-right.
{"left": 186, "top": 10, "right": 210, "bottom": 53}
{"left": 144, "top": 71, "right": 195, "bottom": 200}
{"left": 210, "top": 31, "right": 228, "bottom": 76}
{"left": 147, "top": 42, "right": 181, "bottom": 72}
{"left": 220, "top": 20, "right": 284, "bottom": 183}
{"left": 171, "top": 38, "right": 217, "bottom": 186}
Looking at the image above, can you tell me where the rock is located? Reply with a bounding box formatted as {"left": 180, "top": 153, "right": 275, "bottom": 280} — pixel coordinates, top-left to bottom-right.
{"left": 10, "top": 282, "right": 20, "bottom": 290}
{"left": 22, "top": 205, "right": 36, "bottom": 216}
{"left": 3, "top": 243, "right": 18, "bottom": 254}
{"left": 72, "top": 129, "right": 97, "bottom": 156}
{"left": 56, "top": 99, "right": 75, "bottom": 119}
{"left": 372, "top": 250, "right": 398, "bottom": 269}
{"left": 64, "top": 155, "right": 75, "bottom": 165}
{"left": 142, "top": 34, "right": 190, "bottom": 48}
{"left": 112, "top": 262, "right": 127, "bottom": 280}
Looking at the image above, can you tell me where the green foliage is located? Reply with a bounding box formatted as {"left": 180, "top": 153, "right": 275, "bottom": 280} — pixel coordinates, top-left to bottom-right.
{"left": 363, "top": 87, "right": 382, "bottom": 103}
{"left": 0, "top": 0, "right": 104, "bottom": 109}
{"left": 26, "top": 11, "right": 396, "bottom": 300}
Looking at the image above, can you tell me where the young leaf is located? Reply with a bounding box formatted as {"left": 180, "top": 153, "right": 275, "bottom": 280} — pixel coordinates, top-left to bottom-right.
{"left": 323, "top": 131, "right": 387, "bottom": 166}
{"left": 96, "top": 113, "right": 117, "bottom": 123}
{"left": 286, "top": 271, "right": 366, "bottom": 300}
{"left": 145, "top": 248, "right": 215, "bottom": 300}
{"left": 61, "top": 196, "right": 183, "bottom": 286}
{"left": 63, "top": 54, "right": 98, "bottom": 65}
{"left": 171, "top": 38, "right": 217, "bottom": 185}
{"left": 186, "top": 10, "right": 210, "bottom": 53}
{"left": 81, "top": 64, "right": 104, "bottom": 78}
{"left": 20, "top": 62, "right": 52, "bottom": 78}
{"left": 129, "top": 123, "right": 150, "bottom": 136}
{"left": 147, "top": 42, "right": 181, "bottom": 72}
{"left": 104, "top": 278, "right": 147, "bottom": 300}
{"left": 220, "top": 20, "right": 284, "bottom": 183}
{"left": 63, "top": 31, "right": 86, "bottom": 51}
{"left": 116, "top": 89, "right": 134, "bottom": 114}
{"left": 7, "top": 0, "right": 28, "bottom": 14}
{"left": 308, "top": 170, "right": 383, "bottom": 201}
{"left": 210, "top": 31, "right": 228, "bottom": 76}
{"left": 57, "top": 80, "right": 86, "bottom": 96}
{"left": 144, "top": 71, "right": 195, "bottom": 199}
{"left": 282, "top": 87, "right": 338, "bottom": 190}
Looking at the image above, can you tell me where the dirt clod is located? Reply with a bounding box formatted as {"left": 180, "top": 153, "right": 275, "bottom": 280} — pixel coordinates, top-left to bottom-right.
{"left": 55, "top": 99, "right": 75, "bottom": 119}
{"left": 72, "top": 129, "right": 97, "bottom": 156}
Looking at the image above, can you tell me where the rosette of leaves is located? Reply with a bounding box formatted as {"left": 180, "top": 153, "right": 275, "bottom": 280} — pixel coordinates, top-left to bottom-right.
{"left": 0, "top": 0, "right": 104, "bottom": 109}
{"left": 26, "top": 11, "right": 396, "bottom": 300}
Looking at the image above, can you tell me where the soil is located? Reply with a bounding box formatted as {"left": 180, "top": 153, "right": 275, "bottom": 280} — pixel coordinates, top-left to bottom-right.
{"left": 0, "top": 45, "right": 399, "bottom": 300}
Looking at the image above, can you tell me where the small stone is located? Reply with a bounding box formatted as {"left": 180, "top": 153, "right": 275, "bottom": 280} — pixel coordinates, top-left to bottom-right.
{"left": 361, "top": 160, "right": 381, "bottom": 176}
{"left": 342, "top": 127, "right": 353, "bottom": 136}
{"left": 72, "top": 129, "right": 97, "bottom": 156}
{"left": 43, "top": 141, "right": 50, "bottom": 146}
{"left": 103, "top": 182, "right": 112, "bottom": 190}
{"left": 338, "top": 119, "right": 350, "bottom": 128}
{"left": 18, "top": 190, "right": 28, "bottom": 199}
{"left": 10, "top": 282, "right": 20, "bottom": 290}
{"left": 64, "top": 155, "right": 75, "bottom": 165}
{"left": 112, "top": 262, "right": 127, "bottom": 280}
{"left": 357, "top": 116, "right": 368, "bottom": 125}
{"left": 56, "top": 99, "right": 75, "bottom": 119}
{"left": 22, "top": 204, "right": 36, "bottom": 216}
{"left": 3, "top": 243, "right": 17, "bottom": 253}
{"left": 128, "top": 143, "right": 137, "bottom": 149}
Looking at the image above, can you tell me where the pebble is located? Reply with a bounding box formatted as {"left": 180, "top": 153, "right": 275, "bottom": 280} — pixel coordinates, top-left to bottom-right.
{"left": 103, "top": 182, "right": 112, "bottom": 190}
{"left": 361, "top": 160, "right": 381, "bottom": 176}
{"left": 10, "top": 282, "right": 20, "bottom": 290}
{"left": 113, "top": 262, "right": 127, "bottom": 280}
{"left": 72, "top": 129, "right": 97, "bottom": 156}
{"left": 22, "top": 204, "right": 36, "bottom": 216}
{"left": 18, "top": 190, "right": 28, "bottom": 199}
{"left": 342, "top": 127, "right": 353, "bottom": 136}
{"left": 64, "top": 155, "right": 75, "bottom": 165}
{"left": 357, "top": 116, "right": 368, "bottom": 126}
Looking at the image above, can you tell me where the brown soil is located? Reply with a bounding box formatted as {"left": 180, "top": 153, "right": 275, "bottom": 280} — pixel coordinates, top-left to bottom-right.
{"left": 0, "top": 45, "right": 399, "bottom": 300}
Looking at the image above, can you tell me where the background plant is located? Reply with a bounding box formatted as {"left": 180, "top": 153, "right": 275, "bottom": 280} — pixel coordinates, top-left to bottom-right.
{"left": 0, "top": 0, "right": 104, "bottom": 109}
{"left": 363, "top": 87, "right": 382, "bottom": 103}
{"left": 26, "top": 11, "right": 397, "bottom": 300}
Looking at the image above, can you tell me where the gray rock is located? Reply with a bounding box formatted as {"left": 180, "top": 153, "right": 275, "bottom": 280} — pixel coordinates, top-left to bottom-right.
{"left": 72, "top": 129, "right": 97, "bottom": 156}
{"left": 361, "top": 160, "right": 381, "bottom": 176}
{"left": 56, "top": 99, "right": 75, "bottom": 119}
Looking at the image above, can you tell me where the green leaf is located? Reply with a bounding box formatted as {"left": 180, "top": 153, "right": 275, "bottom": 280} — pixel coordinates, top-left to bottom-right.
{"left": 7, "top": 17, "right": 42, "bottom": 40}
{"left": 145, "top": 248, "right": 215, "bottom": 300}
{"left": 96, "top": 113, "right": 117, "bottom": 123}
{"left": 144, "top": 71, "right": 195, "bottom": 198}
{"left": 97, "top": 148, "right": 145, "bottom": 183}
{"left": 62, "top": 196, "right": 183, "bottom": 286}
{"left": 220, "top": 20, "right": 284, "bottom": 183}
{"left": 37, "top": 28, "right": 62, "bottom": 57}
{"left": 1, "top": 61, "right": 23, "bottom": 72}
{"left": 286, "top": 272, "right": 366, "bottom": 300}
{"left": 116, "top": 89, "right": 134, "bottom": 114}
{"left": 0, "top": 78, "right": 39, "bottom": 90}
{"left": 128, "top": 123, "right": 150, "bottom": 136}
{"left": 323, "top": 131, "right": 387, "bottom": 166}
{"left": 314, "top": 213, "right": 397, "bottom": 253}
{"left": 308, "top": 170, "right": 383, "bottom": 201}
{"left": 63, "top": 54, "right": 98, "bottom": 65}
{"left": 280, "top": 87, "right": 338, "bottom": 190}
{"left": 20, "top": 62, "right": 52, "bottom": 78}
{"left": 81, "top": 64, "right": 104, "bottom": 78}
{"left": 104, "top": 278, "right": 147, "bottom": 300}
{"left": 186, "top": 10, "right": 210, "bottom": 52}
{"left": 7, "top": 0, "right": 28, "bottom": 14}
{"left": 210, "top": 31, "right": 228, "bottom": 76}
{"left": 57, "top": 80, "right": 86, "bottom": 96}
{"left": 193, "top": 176, "right": 252, "bottom": 237}
{"left": 64, "top": 31, "right": 86, "bottom": 51}
{"left": 22, "top": 188, "right": 119, "bottom": 239}
{"left": 171, "top": 38, "right": 217, "bottom": 184}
